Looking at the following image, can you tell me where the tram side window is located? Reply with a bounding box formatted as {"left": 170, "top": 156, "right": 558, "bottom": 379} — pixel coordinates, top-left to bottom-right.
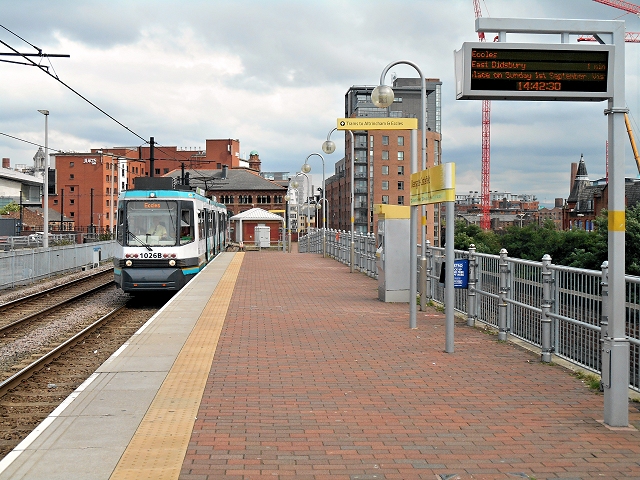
{"left": 180, "top": 209, "right": 194, "bottom": 244}
{"left": 117, "top": 203, "right": 125, "bottom": 244}
{"left": 198, "top": 210, "right": 205, "bottom": 241}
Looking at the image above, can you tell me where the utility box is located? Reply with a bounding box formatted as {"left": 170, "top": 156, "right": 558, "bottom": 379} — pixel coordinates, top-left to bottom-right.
{"left": 0, "top": 218, "right": 21, "bottom": 236}
{"left": 93, "top": 247, "right": 101, "bottom": 268}
{"left": 255, "top": 225, "right": 270, "bottom": 248}
{"left": 374, "top": 204, "right": 411, "bottom": 302}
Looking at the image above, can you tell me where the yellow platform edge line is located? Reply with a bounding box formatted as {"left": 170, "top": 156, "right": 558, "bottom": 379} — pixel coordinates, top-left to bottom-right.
{"left": 110, "top": 253, "right": 245, "bottom": 480}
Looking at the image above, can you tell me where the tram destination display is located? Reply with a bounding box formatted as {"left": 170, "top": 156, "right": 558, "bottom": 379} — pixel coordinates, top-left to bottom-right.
{"left": 455, "top": 42, "right": 614, "bottom": 101}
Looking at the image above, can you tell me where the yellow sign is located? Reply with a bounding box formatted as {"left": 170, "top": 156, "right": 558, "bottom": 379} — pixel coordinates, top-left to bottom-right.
{"left": 410, "top": 163, "right": 456, "bottom": 206}
{"left": 336, "top": 118, "right": 418, "bottom": 130}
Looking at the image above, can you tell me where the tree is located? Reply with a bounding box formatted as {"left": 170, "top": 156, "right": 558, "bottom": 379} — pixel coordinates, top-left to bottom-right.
{"left": 0, "top": 202, "right": 20, "bottom": 215}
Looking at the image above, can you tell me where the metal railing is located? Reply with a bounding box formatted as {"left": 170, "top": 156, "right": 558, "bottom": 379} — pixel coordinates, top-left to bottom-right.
{"left": 0, "top": 240, "right": 116, "bottom": 290}
{"left": 299, "top": 229, "right": 640, "bottom": 393}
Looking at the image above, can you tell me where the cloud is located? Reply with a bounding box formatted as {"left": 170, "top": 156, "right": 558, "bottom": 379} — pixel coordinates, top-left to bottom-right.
{"left": 1, "top": 0, "right": 640, "bottom": 203}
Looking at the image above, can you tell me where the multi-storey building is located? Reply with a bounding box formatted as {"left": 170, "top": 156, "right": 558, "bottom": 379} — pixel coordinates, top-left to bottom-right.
{"left": 50, "top": 140, "right": 264, "bottom": 232}
{"left": 326, "top": 77, "right": 442, "bottom": 244}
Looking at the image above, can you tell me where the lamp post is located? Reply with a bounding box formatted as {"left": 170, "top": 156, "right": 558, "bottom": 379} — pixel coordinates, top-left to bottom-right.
{"left": 323, "top": 128, "right": 356, "bottom": 272}
{"left": 37, "top": 109, "right": 49, "bottom": 248}
{"left": 291, "top": 172, "right": 311, "bottom": 244}
{"left": 301, "top": 153, "right": 327, "bottom": 257}
{"left": 284, "top": 181, "right": 296, "bottom": 253}
{"left": 371, "top": 61, "right": 427, "bottom": 330}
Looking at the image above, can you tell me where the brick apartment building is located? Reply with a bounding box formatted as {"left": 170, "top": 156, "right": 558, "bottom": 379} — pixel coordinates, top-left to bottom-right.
{"left": 325, "top": 78, "right": 442, "bottom": 244}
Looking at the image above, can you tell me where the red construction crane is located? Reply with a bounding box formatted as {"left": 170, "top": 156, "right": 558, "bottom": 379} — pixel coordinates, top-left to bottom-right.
{"left": 588, "top": 0, "right": 640, "bottom": 174}
{"left": 579, "top": 0, "right": 640, "bottom": 41}
{"left": 473, "top": 0, "right": 492, "bottom": 230}
{"left": 593, "top": 0, "right": 640, "bottom": 13}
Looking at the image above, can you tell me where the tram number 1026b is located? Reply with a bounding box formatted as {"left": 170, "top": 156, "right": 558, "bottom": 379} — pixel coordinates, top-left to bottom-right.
{"left": 517, "top": 81, "right": 562, "bottom": 91}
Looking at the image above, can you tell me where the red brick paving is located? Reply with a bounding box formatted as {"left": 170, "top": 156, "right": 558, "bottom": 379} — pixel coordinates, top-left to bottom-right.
{"left": 181, "top": 250, "right": 640, "bottom": 480}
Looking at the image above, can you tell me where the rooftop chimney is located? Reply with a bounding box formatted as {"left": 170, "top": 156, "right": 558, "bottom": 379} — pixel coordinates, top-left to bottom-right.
{"left": 2, "top": 158, "right": 9, "bottom": 169}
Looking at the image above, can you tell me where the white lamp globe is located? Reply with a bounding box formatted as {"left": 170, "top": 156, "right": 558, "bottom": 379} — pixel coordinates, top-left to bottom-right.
{"left": 371, "top": 85, "right": 394, "bottom": 108}
{"left": 322, "top": 140, "right": 336, "bottom": 154}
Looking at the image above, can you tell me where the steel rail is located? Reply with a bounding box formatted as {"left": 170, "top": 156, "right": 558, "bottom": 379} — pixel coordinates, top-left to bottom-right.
{"left": 0, "top": 305, "right": 126, "bottom": 397}
{"left": 0, "top": 279, "right": 114, "bottom": 333}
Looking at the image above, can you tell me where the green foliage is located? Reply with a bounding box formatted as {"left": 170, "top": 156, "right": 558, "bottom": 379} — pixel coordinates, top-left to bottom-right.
{"left": 454, "top": 221, "right": 501, "bottom": 254}
{"left": 454, "top": 207, "right": 640, "bottom": 274}
{"left": 0, "top": 202, "right": 20, "bottom": 215}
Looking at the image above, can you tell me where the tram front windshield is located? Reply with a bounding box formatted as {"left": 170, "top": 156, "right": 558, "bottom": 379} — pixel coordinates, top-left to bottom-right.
{"left": 126, "top": 200, "right": 178, "bottom": 247}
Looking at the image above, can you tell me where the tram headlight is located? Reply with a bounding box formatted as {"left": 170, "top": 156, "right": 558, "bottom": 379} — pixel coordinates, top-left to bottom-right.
{"left": 125, "top": 260, "right": 133, "bottom": 267}
{"left": 169, "top": 259, "right": 176, "bottom": 267}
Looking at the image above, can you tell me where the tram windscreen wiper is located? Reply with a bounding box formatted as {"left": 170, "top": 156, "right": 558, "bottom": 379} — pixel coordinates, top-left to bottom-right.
{"left": 127, "top": 230, "right": 153, "bottom": 251}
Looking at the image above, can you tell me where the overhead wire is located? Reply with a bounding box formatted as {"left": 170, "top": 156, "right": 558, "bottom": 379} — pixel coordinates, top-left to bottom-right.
{"left": 0, "top": 24, "right": 149, "bottom": 145}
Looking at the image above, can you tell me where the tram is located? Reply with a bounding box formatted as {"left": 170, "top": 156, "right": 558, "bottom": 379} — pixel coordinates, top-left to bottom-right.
{"left": 113, "top": 177, "right": 227, "bottom": 293}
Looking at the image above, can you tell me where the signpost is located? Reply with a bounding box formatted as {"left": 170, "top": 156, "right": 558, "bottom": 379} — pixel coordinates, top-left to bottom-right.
{"left": 411, "top": 162, "right": 456, "bottom": 352}
{"left": 337, "top": 117, "right": 420, "bottom": 330}
{"left": 456, "top": 17, "right": 629, "bottom": 428}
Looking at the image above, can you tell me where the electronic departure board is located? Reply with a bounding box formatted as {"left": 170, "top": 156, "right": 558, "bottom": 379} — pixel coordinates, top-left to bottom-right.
{"left": 455, "top": 42, "right": 614, "bottom": 101}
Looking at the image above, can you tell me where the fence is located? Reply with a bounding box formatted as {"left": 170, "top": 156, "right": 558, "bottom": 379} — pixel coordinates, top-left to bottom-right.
{"left": 299, "top": 228, "right": 640, "bottom": 393}
{"left": 0, "top": 240, "right": 117, "bottom": 290}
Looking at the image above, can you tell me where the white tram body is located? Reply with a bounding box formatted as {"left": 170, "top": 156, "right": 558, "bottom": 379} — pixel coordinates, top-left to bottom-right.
{"left": 113, "top": 177, "right": 227, "bottom": 293}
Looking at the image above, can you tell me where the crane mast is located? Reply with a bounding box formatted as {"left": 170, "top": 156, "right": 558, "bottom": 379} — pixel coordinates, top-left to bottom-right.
{"left": 473, "top": 0, "right": 492, "bottom": 230}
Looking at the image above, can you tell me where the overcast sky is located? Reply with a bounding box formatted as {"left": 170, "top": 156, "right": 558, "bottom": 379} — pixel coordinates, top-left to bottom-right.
{"left": 2, "top": 0, "right": 640, "bottom": 207}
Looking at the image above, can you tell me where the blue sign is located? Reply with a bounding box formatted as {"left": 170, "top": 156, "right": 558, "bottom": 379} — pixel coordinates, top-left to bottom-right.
{"left": 453, "top": 259, "right": 469, "bottom": 289}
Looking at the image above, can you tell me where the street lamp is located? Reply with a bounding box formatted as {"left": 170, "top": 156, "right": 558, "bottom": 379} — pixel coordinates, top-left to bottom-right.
{"left": 323, "top": 128, "right": 355, "bottom": 272}
{"left": 37, "top": 110, "right": 49, "bottom": 248}
{"left": 301, "top": 153, "right": 327, "bottom": 257}
{"left": 293, "top": 172, "right": 312, "bottom": 252}
{"left": 372, "top": 61, "right": 427, "bottom": 330}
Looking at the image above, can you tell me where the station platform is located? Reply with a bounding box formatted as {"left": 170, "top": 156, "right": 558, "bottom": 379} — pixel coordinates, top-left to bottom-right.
{"left": 0, "top": 250, "right": 639, "bottom": 480}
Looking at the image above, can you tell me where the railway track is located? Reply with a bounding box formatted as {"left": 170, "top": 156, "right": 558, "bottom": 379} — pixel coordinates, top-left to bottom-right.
{"left": 0, "top": 269, "right": 115, "bottom": 327}
{"left": 0, "top": 269, "right": 173, "bottom": 458}
{"left": 0, "top": 292, "right": 165, "bottom": 459}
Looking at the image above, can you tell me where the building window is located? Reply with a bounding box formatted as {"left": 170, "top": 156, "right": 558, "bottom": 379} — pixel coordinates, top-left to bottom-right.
{"left": 155, "top": 168, "right": 160, "bottom": 175}
{"left": 53, "top": 199, "right": 58, "bottom": 205}
{"left": 398, "top": 136, "right": 404, "bottom": 146}
{"left": 394, "top": 97, "right": 402, "bottom": 103}
{"left": 69, "top": 186, "right": 75, "bottom": 192}
{"left": 398, "top": 166, "right": 404, "bottom": 175}
{"left": 106, "top": 175, "right": 110, "bottom": 181}
{"left": 381, "top": 165, "right": 389, "bottom": 175}
{"left": 163, "top": 168, "right": 169, "bottom": 174}
{"left": 398, "top": 196, "right": 405, "bottom": 205}
{"left": 70, "top": 199, "right": 75, "bottom": 205}
{"left": 382, "top": 181, "right": 389, "bottom": 190}
{"left": 382, "top": 136, "right": 389, "bottom": 145}
{"left": 382, "top": 195, "right": 389, "bottom": 204}
{"left": 70, "top": 211, "right": 74, "bottom": 217}
{"left": 382, "top": 150, "right": 389, "bottom": 160}
{"left": 398, "top": 151, "right": 404, "bottom": 161}
{"left": 398, "top": 181, "right": 404, "bottom": 190}
{"left": 370, "top": 135, "right": 374, "bottom": 147}
{"left": 70, "top": 174, "right": 74, "bottom": 179}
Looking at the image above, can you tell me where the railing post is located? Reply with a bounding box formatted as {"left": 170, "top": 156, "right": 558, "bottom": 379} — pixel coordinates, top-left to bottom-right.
{"left": 419, "top": 245, "right": 427, "bottom": 311}
{"left": 600, "top": 260, "right": 609, "bottom": 344}
{"left": 540, "top": 254, "right": 553, "bottom": 363}
{"left": 467, "top": 244, "right": 477, "bottom": 327}
{"left": 425, "top": 240, "right": 432, "bottom": 301}
{"left": 498, "top": 248, "right": 509, "bottom": 342}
